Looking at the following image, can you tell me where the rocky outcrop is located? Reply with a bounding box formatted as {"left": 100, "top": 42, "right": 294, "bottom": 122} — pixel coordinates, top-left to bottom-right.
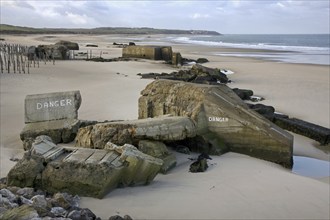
{"left": 75, "top": 116, "right": 196, "bottom": 149}
{"left": 7, "top": 136, "right": 163, "bottom": 199}
{"left": 139, "top": 80, "right": 293, "bottom": 168}
{"left": 139, "top": 64, "right": 229, "bottom": 84}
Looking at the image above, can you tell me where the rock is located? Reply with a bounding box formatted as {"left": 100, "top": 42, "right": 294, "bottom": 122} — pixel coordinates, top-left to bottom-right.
{"left": 139, "top": 80, "right": 293, "bottom": 168}
{"left": 86, "top": 44, "right": 98, "bottom": 47}
{"left": 16, "top": 187, "right": 35, "bottom": 199}
{"left": 190, "top": 158, "right": 208, "bottom": 173}
{"left": 50, "top": 207, "right": 67, "bottom": 217}
{"left": 191, "top": 64, "right": 228, "bottom": 84}
{"left": 18, "top": 196, "right": 32, "bottom": 206}
{"left": 248, "top": 104, "right": 275, "bottom": 121}
{"left": 175, "top": 145, "right": 191, "bottom": 154}
{"left": 0, "top": 189, "right": 16, "bottom": 202}
{"left": 0, "top": 186, "right": 100, "bottom": 220}
{"left": 138, "top": 140, "right": 177, "bottom": 173}
{"left": 75, "top": 116, "right": 196, "bottom": 149}
{"left": 232, "top": 88, "right": 254, "bottom": 100}
{"left": 0, "top": 194, "right": 18, "bottom": 209}
{"left": 273, "top": 115, "right": 330, "bottom": 145}
{"left": 109, "top": 215, "right": 129, "bottom": 220}
{"left": 0, "top": 204, "right": 39, "bottom": 220}
{"left": 55, "top": 40, "right": 79, "bottom": 50}
{"left": 50, "top": 193, "right": 75, "bottom": 210}
{"left": 189, "top": 153, "right": 212, "bottom": 173}
{"left": 31, "top": 195, "right": 50, "bottom": 217}
{"left": 196, "top": 58, "right": 209, "bottom": 63}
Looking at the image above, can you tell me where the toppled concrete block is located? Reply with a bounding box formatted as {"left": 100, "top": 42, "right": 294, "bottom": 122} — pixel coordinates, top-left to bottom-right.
{"left": 138, "top": 80, "right": 293, "bottom": 168}
{"left": 75, "top": 116, "right": 197, "bottom": 149}
{"left": 7, "top": 136, "right": 163, "bottom": 199}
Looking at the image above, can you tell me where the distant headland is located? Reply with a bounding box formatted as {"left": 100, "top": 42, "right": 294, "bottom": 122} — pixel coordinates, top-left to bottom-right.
{"left": 0, "top": 24, "right": 221, "bottom": 35}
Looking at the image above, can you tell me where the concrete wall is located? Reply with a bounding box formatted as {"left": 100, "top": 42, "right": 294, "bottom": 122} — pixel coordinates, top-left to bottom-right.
{"left": 122, "top": 45, "right": 173, "bottom": 61}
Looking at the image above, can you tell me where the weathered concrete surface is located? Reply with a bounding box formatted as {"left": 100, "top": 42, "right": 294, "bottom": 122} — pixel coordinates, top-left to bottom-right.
{"left": 7, "top": 136, "right": 163, "bottom": 199}
{"left": 75, "top": 116, "right": 196, "bottom": 149}
{"left": 122, "top": 45, "right": 173, "bottom": 61}
{"left": 25, "top": 90, "right": 81, "bottom": 123}
{"left": 139, "top": 80, "right": 293, "bottom": 168}
{"left": 20, "top": 119, "right": 80, "bottom": 150}
{"left": 138, "top": 140, "right": 176, "bottom": 174}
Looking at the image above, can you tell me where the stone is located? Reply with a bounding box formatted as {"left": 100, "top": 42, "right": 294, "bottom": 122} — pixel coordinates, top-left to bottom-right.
{"left": 189, "top": 158, "right": 208, "bottom": 173}
{"left": 139, "top": 80, "right": 293, "bottom": 168}
{"left": 191, "top": 64, "right": 228, "bottom": 84}
{"left": 50, "top": 193, "right": 72, "bottom": 210}
{"left": 7, "top": 138, "right": 163, "bottom": 199}
{"left": 75, "top": 116, "right": 196, "bottom": 149}
{"left": 20, "top": 119, "right": 80, "bottom": 150}
{"left": 248, "top": 103, "right": 275, "bottom": 121}
{"left": 31, "top": 195, "right": 50, "bottom": 217}
{"left": 0, "top": 195, "right": 18, "bottom": 209}
{"left": 232, "top": 88, "right": 254, "bottom": 100}
{"left": 196, "top": 58, "right": 209, "bottom": 63}
{"left": 0, "top": 204, "right": 39, "bottom": 220}
{"left": 16, "top": 187, "right": 35, "bottom": 199}
{"left": 55, "top": 40, "right": 79, "bottom": 50}
{"left": 138, "top": 140, "right": 176, "bottom": 174}
{"left": 24, "top": 90, "right": 81, "bottom": 123}
{"left": 50, "top": 207, "right": 67, "bottom": 217}
{"left": 0, "top": 189, "right": 16, "bottom": 202}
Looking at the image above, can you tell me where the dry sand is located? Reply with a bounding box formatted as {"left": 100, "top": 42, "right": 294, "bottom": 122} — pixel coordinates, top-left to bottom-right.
{"left": 0, "top": 34, "right": 329, "bottom": 219}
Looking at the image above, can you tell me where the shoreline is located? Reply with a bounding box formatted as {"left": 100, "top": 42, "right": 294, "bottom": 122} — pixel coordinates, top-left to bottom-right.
{"left": 1, "top": 34, "right": 329, "bottom": 219}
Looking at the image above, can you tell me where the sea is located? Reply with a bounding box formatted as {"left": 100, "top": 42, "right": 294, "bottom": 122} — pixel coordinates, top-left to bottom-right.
{"left": 169, "top": 34, "right": 330, "bottom": 65}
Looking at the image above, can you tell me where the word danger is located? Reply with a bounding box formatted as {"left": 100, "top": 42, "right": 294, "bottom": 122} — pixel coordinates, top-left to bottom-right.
{"left": 37, "top": 99, "right": 73, "bottom": 110}
{"left": 208, "top": 116, "right": 229, "bottom": 122}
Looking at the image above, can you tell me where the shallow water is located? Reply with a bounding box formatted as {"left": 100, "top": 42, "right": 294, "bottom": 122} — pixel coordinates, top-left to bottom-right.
{"left": 292, "top": 156, "right": 330, "bottom": 178}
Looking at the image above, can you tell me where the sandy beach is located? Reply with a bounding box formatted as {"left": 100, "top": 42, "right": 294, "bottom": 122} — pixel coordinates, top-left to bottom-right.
{"left": 0, "top": 34, "right": 329, "bottom": 219}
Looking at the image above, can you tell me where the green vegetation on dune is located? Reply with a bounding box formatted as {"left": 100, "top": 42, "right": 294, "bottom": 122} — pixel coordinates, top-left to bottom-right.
{"left": 0, "top": 24, "right": 221, "bottom": 35}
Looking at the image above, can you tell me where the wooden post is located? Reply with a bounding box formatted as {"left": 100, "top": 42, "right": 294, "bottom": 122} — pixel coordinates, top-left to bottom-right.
{"left": 0, "top": 53, "right": 3, "bottom": 74}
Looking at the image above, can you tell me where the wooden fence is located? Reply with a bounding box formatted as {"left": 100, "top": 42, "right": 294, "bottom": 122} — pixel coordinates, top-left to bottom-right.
{"left": 0, "top": 43, "right": 55, "bottom": 74}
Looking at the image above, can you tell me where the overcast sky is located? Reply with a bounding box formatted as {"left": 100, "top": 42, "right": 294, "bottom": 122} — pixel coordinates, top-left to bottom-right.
{"left": 1, "top": 0, "right": 329, "bottom": 34}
